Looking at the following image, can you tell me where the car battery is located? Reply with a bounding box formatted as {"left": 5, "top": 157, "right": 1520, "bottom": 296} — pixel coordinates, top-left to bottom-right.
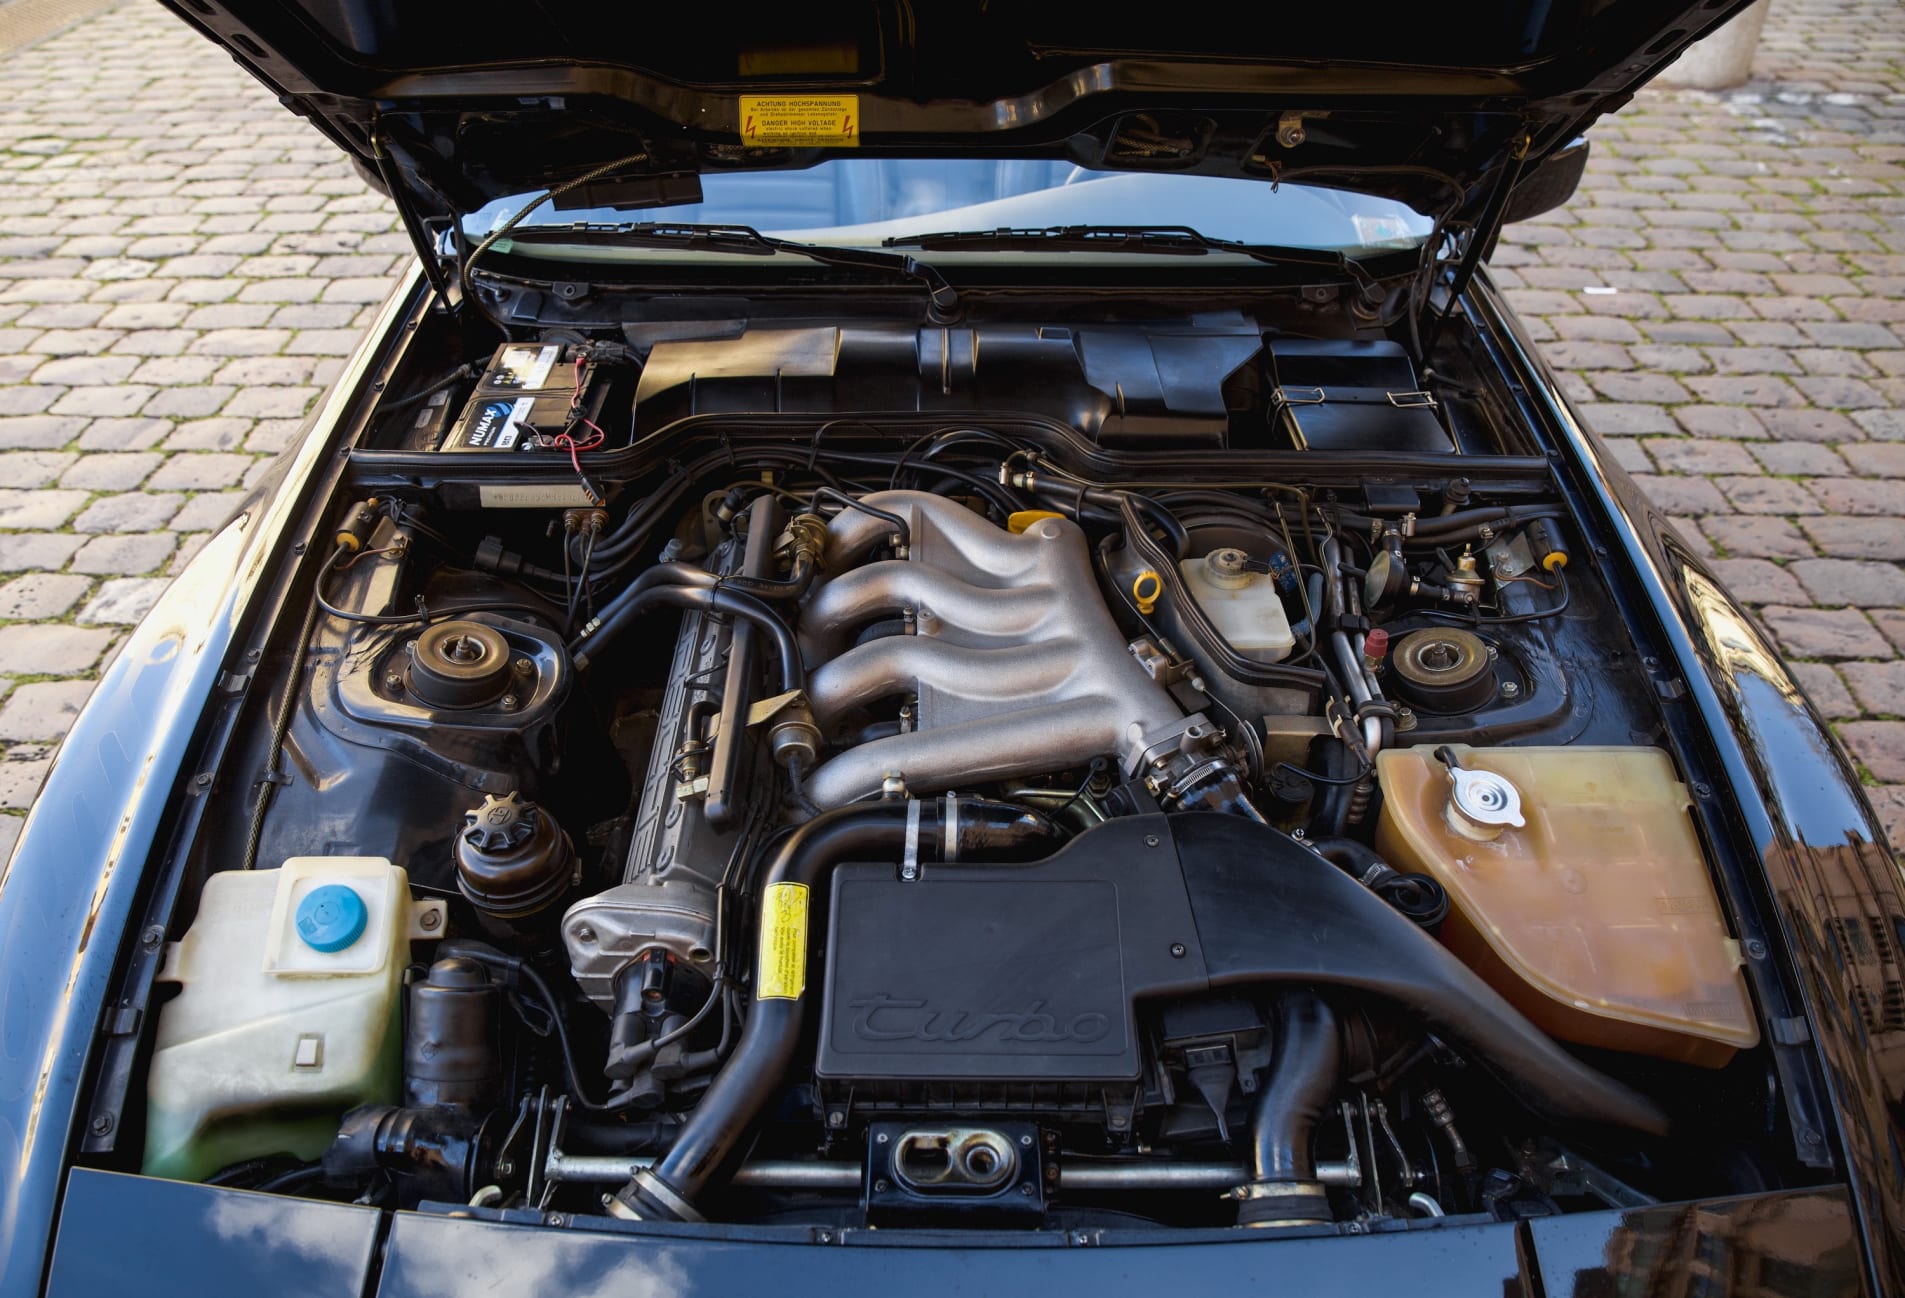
{"left": 1265, "top": 339, "right": 1453, "bottom": 454}
{"left": 441, "top": 342, "right": 613, "bottom": 453}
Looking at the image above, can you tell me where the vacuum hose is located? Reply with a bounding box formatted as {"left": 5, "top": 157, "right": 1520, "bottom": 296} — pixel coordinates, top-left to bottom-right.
{"left": 571, "top": 579, "right": 804, "bottom": 682}
{"left": 610, "top": 798, "right": 1060, "bottom": 1222}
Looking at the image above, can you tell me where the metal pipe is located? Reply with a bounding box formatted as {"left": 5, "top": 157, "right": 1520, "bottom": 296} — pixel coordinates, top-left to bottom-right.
{"left": 550, "top": 1155, "right": 1360, "bottom": 1192}
{"left": 705, "top": 494, "right": 781, "bottom": 828}
{"left": 572, "top": 582, "right": 804, "bottom": 685}
{"left": 1322, "top": 536, "right": 1384, "bottom": 758}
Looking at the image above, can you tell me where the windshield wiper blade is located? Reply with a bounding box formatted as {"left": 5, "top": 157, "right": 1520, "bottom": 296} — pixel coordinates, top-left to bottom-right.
{"left": 884, "top": 225, "right": 1222, "bottom": 255}
{"left": 499, "top": 222, "right": 959, "bottom": 316}
{"left": 883, "top": 224, "right": 1376, "bottom": 289}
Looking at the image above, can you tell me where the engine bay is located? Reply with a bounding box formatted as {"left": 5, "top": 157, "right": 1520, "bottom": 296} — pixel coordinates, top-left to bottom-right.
{"left": 98, "top": 294, "right": 1796, "bottom": 1239}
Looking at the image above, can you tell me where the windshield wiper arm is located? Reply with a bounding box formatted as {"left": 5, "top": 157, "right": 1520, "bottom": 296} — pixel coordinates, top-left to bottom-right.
{"left": 498, "top": 222, "right": 959, "bottom": 317}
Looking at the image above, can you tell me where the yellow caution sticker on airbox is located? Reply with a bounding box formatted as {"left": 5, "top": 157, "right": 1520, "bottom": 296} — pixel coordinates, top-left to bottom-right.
{"left": 739, "top": 95, "right": 860, "bottom": 148}
{"left": 756, "top": 882, "right": 811, "bottom": 1000}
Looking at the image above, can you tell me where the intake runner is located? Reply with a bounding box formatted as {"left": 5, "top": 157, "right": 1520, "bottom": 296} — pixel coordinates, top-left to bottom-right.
{"left": 799, "top": 491, "right": 1235, "bottom": 809}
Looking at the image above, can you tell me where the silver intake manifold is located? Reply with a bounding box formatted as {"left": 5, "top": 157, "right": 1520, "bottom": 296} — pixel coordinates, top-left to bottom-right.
{"left": 800, "top": 491, "right": 1203, "bottom": 807}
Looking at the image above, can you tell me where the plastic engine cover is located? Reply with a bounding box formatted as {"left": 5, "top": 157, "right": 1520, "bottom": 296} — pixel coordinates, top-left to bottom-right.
{"left": 817, "top": 838, "right": 1208, "bottom": 1085}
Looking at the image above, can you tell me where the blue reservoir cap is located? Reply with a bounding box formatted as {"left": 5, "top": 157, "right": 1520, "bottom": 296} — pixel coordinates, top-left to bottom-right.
{"left": 295, "top": 884, "right": 368, "bottom": 953}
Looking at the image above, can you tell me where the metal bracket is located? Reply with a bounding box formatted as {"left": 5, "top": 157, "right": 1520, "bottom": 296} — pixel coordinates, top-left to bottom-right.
{"left": 900, "top": 799, "right": 922, "bottom": 882}
{"left": 746, "top": 688, "right": 806, "bottom": 727}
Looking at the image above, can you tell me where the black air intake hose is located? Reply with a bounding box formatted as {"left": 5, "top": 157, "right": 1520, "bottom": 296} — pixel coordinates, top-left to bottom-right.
{"left": 611, "top": 798, "right": 1059, "bottom": 1222}
{"left": 1238, "top": 990, "right": 1340, "bottom": 1226}
{"left": 1308, "top": 836, "right": 1450, "bottom": 929}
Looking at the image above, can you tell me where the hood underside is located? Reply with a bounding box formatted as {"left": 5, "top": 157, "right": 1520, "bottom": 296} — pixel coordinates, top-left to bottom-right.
{"left": 167, "top": 1, "right": 1756, "bottom": 242}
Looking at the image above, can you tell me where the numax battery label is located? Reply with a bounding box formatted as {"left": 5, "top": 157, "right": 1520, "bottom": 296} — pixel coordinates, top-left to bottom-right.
{"left": 756, "top": 882, "right": 810, "bottom": 1000}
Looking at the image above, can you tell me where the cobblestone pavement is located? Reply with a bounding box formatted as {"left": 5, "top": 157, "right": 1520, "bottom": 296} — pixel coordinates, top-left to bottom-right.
{"left": 0, "top": 1, "right": 1902, "bottom": 852}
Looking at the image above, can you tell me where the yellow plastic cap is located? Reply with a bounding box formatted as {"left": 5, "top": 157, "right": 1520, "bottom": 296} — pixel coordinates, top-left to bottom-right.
{"left": 1006, "top": 510, "right": 1065, "bottom": 535}
{"left": 1131, "top": 570, "right": 1162, "bottom": 615}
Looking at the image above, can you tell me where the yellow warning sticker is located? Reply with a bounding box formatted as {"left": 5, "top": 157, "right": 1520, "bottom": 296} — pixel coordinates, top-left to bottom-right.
{"left": 739, "top": 95, "right": 861, "bottom": 148}
{"left": 756, "top": 882, "right": 810, "bottom": 1000}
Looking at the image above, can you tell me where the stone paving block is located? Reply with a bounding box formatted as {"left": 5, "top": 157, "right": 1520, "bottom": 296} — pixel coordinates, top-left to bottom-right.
{"left": 71, "top": 492, "right": 183, "bottom": 533}
{"left": 0, "top": 450, "right": 77, "bottom": 487}
{"left": 1711, "top": 559, "right": 1809, "bottom": 605}
{"left": 1644, "top": 439, "right": 1763, "bottom": 475}
{"left": 0, "top": 574, "right": 92, "bottom": 620}
{"left": 168, "top": 491, "right": 245, "bottom": 532}
{"left": 76, "top": 577, "right": 169, "bottom": 626}
{"left": 1841, "top": 663, "right": 1905, "bottom": 717}
{"left": 1791, "top": 559, "right": 1905, "bottom": 607}
{"left": 145, "top": 453, "right": 250, "bottom": 490}
{"left": 1578, "top": 403, "right": 1678, "bottom": 435}
{"left": 1791, "top": 661, "right": 1861, "bottom": 719}
{"left": 59, "top": 452, "right": 161, "bottom": 490}
{"left": 1842, "top": 723, "right": 1905, "bottom": 782}
{"left": 1716, "top": 476, "right": 1821, "bottom": 514}
{"left": 223, "top": 386, "right": 318, "bottom": 418}
{"left": 1749, "top": 442, "right": 1850, "bottom": 475}
{"left": 1807, "top": 477, "right": 1905, "bottom": 515}
{"left": 1633, "top": 474, "right": 1729, "bottom": 514}
{"left": 75, "top": 417, "right": 173, "bottom": 451}
{"left": 48, "top": 385, "right": 154, "bottom": 417}
{"left": 1762, "top": 606, "right": 1895, "bottom": 660}
{"left": 0, "top": 680, "right": 97, "bottom": 741}
{"left": 0, "top": 624, "right": 115, "bottom": 675}
{"left": 0, "top": 753, "right": 53, "bottom": 811}
{"left": 162, "top": 418, "right": 251, "bottom": 450}
{"left": 1853, "top": 410, "right": 1905, "bottom": 440}
{"left": 1674, "top": 406, "right": 1769, "bottom": 439}
{"left": 1875, "top": 612, "right": 1905, "bottom": 657}
{"left": 0, "top": 387, "right": 65, "bottom": 416}
{"left": 0, "top": 488, "right": 89, "bottom": 529}
{"left": 68, "top": 532, "right": 176, "bottom": 576}
{"left": 1799, "top": 517, "right": 1905, "bottom": 561}
{"left": 0, "top": 533, "right": 83, "bottom": 572}
{"left": 1840, "top": 444, "right": 1905, "bottom": 477}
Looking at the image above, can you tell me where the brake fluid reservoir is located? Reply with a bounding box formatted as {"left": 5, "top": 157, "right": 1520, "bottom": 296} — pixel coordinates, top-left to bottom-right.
{"left": 1179, "top": 548, "right": 1294, "bottom": 659}
{"left": 1375, "top": 745, "right": 1758, "bottom": 1067}
{"left": 143, "top": 858, "right": 440, "bottom": 1181}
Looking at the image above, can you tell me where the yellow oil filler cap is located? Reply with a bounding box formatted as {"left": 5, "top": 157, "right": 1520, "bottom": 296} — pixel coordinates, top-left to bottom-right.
{"left": 1006, "top": 510, "right": 1065, "bottom": 535}
{"left": 1131, "top": 570, "right": 1162, "bottom": 615}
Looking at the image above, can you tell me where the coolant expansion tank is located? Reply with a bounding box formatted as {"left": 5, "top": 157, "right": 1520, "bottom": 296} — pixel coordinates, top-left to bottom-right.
{"left": 1375, "top": 745, "right": 1758, "bottom": 1067}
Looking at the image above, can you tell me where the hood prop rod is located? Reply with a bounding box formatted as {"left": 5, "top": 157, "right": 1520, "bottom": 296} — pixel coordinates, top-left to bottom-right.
{"left": 1420, "top": 132, "right": 1530, "bottom": 360}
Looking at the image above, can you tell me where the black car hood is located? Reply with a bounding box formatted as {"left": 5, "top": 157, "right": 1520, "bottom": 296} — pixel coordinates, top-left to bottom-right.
{"left": 166, "top": 1, "right": 1754, "bottom": 243}
{"left": 49, "top": 1167, "right": 1869, "bottom": 1298}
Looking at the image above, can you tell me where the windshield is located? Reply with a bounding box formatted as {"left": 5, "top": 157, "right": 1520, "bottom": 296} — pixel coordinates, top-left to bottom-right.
{"left": 462, "top": 160, "right": 1433, "bottom": 260}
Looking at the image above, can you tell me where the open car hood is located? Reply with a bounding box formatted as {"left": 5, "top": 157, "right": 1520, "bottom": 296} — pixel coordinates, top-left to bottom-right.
{"left": 167, "top": 1, "right": 1755, "bottom": 249}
